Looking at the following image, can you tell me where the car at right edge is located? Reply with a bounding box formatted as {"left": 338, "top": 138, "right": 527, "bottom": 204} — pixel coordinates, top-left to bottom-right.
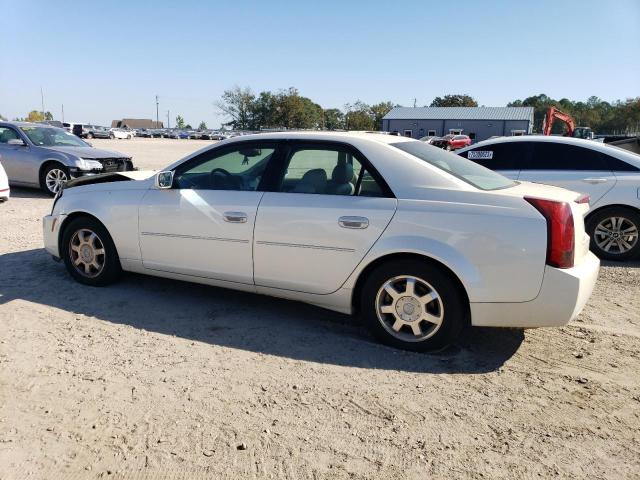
{"left": 458, "top": 136, "right": 640, "bottom": 260}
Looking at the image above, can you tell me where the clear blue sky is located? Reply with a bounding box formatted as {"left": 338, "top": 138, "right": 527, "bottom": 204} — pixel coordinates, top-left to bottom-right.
{"left": 1, "top": 0, "right": 638, "bottom": 128}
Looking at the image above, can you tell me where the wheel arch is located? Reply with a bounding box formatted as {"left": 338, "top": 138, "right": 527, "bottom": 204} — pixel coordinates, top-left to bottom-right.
{"left": 39, "top": 159, "right": 69, "bottom": 179}
{"left": 351, "top": 252, "right": 471, "bottom": 323}
{"left": 585, "top": 203, "right": 640, "bottom": 225}
{"left": 57, "top": 211, "right": 112, "bottom": 259}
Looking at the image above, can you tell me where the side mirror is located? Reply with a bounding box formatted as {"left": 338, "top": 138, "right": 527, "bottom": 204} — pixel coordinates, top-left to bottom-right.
{"left": 7, "top": 139, "right": 25, "bottom": 146}
{"left": 155, "top": 171, "right": 174, "bottom": 189}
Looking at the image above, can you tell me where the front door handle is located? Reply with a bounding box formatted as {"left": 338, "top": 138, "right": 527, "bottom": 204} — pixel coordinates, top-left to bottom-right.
{"left": 223, "top": 211, "right": 248, "bottom": 223}
{"left": 583, "top": 177, "right": 608, "bottom": 184}
{"left": 339, "top": 216, "right": 369, "bottom": 229}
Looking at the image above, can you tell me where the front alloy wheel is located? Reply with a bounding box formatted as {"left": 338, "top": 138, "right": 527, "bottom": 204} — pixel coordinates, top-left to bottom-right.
{"left": 41, "top": 164, "right": 68, "bottom": 195}
{"left": 69, "top": 229, "right": 106, "bottom": 278}
{"left": 62, "top": 217, "right": 122, "bottom": 286}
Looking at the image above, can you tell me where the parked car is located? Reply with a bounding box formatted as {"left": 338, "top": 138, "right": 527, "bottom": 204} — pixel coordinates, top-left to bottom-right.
{"left": 135, "top": 129, "right": 152, "bottom": 138}
{"left": 0, "top": 122, "right": 135, "bottom": 195}
{"left": 458, "top": 136, "right": 640, "bottom": 260}
{"left": 42, "top": 132, "right": 598, "bottom": 351}
{"left": 111, "top": 128, "right": 135, "bottom": 140}
{"left": 0, "top": 159, "right": 9, "bottom": 202}
{"left": 431, "top": 134, "right": 472, "bottom": 150}
{"left": 83, "top": 126, "right": 114, "bottom": 139}
{"left": 63, "top": 122, "right": 85, "bottom": 137}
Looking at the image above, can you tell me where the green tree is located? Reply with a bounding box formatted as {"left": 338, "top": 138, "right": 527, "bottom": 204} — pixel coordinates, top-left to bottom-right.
{"left": 198, "top": 121, "right": 208, "bottom": 130}
{"left": 370, "top": 101, "right": 394, "bottom": 130}
{"left": 216, "top": 86, "right": 256, "bottom": 130}
{"left": 175, "top": 115, "right": 186, "bottom": 129}
{"left": 344, "top": 101, "right": 374, "bottom": 130}
{"left": 323, "top": 108, "right": 345, "bottom": 130}
{"left": 430, "top": 95, "right": 478, "bottom": 107}
{"left": 25, "top": 110, "right": 53, "bottom": 122}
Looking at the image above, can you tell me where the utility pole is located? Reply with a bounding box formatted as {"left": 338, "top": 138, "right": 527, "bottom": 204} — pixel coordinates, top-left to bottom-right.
{"left": 413, "top": 98, "right": 417, "bottom": 108}
{"left": 167, "top": 110, "right": 170, "bottom": 129}
{"left": 155, "top": 95, "right": 159, "bottom": 127}
{"left": 41, "top": 87, "right": 45, "bottom": 118}
{"left": 61, "top": 104, "right": 65, "bottom": 123}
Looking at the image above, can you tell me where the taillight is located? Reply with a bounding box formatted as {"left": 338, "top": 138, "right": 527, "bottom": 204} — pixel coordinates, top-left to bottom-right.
{"left": 525, "top": 197, "right": 575, "bottom": 269}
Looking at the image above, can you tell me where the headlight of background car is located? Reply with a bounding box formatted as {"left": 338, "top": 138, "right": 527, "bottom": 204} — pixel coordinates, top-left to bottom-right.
{"left": 76, "top": 158, "right": 103, "bottom": 171}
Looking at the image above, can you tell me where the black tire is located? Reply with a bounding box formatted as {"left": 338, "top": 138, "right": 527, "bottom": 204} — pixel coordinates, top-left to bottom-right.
{"left": 360, "top": 259, "right": 466, "bottom": 352}
{"left": 586, "top": 207, "right": 640, "bottom": 261}
{"left": 61, "top": 216, "right": 122, "bottom": 286}
{"left": 40, "top": 162, "right": 69, "bottom": 196}
{"left": 109, "top": 134, "right": 115, "bottom": 139}
{"left": 87, "top": 133, "right": 94, "bottom": 139}
{"left": 445, "top": 144, "right": 452, "bottom": 151}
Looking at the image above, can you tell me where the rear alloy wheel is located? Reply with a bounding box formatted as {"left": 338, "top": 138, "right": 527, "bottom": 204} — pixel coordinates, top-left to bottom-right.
{"left": 361, "top": 259, "right": 465, "bottom": 352}
{"left": 446, "top": 145, "right": 452, "bottom": 151}
{"left": 41, "top": 163, "right": 69, "bottom": 196}
{"left": 62, "top": 217, "right": 122, "bottom": 286}
{"left": 587, "top": 208, "right": 640, "bottom": 260}
{"left": 87, "top": 133, "right": 94, "bottom": 139}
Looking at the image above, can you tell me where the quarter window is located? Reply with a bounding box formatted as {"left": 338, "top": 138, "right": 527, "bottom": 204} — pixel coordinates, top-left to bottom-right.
{"left": 279, "top": 146, "right": 385, "bottom": 197}
{"left": 174, "top": 143, "right": 275, "bottom": 190}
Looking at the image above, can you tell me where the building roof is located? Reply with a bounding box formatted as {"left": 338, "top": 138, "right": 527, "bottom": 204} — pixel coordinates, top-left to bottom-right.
{"left": 111, "top": 118, "right": 163, "bottom": 129}
{"left": 383, "top": 106, "right": 534, "bottom": 121}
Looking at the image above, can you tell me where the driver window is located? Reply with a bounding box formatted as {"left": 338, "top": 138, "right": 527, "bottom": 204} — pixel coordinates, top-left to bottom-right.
{"left": 174, "top": 144, "right": 275, "bottom": 191}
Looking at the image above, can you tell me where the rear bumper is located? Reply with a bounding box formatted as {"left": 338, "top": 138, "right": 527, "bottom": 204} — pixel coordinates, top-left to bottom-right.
{"left": 43, "top": 213, "right": 65, "bottom": 260}
{"left": 470, "top": 252, "right": 600, "bottom": 328}
{"left": 0, "top": 187, "right": 9, "bottom": 201}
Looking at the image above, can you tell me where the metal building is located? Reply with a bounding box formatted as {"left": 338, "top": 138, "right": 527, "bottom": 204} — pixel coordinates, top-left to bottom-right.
{"left": 382, "top": 106, "right": 534, "bottom": 142}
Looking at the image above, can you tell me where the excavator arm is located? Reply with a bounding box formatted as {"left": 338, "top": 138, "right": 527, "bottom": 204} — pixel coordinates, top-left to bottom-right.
{"left": 542, "top": 106, "right": 576, "bottom": 136}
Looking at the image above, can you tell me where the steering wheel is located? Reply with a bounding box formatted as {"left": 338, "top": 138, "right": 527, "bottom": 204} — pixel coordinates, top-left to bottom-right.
{"left": 209, "top": 168, "right": 238, "bottom": 189}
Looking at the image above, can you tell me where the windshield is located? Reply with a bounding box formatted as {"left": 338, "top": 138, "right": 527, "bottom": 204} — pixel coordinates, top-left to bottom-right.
{"left": 390, "top": 141, "right": 516, "bottom": 191}
{"left": 20, "top": 126, "right": 89, "bottom": 147}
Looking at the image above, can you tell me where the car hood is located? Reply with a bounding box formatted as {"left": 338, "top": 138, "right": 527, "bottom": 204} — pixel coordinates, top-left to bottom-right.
{"left": 43, "top": 146, "right": 130, "bottom": 159}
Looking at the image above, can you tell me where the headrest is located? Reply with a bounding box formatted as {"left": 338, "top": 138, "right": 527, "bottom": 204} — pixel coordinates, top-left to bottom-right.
{"left": 332, "top": 162, "right": 354, "bottom": 184}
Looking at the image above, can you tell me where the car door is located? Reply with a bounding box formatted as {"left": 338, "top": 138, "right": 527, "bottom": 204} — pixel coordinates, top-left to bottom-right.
{"left": 458, "top": 141, "right": 530, "bottom": 180}
{"left": 518, "top": 142, "right": 615, "bottom": 205}
{"left": 0, "top": 126, "right": 37, "bottom": 185}
{"left": 253, "top": 141, "right": 397, "bottom": 295}
{"left": 138, "top": 141, "right": 280, "bottom": 284}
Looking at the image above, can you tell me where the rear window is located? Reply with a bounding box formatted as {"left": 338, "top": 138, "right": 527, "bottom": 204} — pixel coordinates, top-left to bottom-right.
{"left": 460, "top": 142, "right": 532, "bottom": 170}
{"left": 391, "top": 141, "right": 516, "bottom": 191}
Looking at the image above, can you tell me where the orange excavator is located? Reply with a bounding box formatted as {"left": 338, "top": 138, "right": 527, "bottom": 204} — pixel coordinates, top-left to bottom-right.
{"left": 542, "top": 106, "right": 594, "bottom": 139}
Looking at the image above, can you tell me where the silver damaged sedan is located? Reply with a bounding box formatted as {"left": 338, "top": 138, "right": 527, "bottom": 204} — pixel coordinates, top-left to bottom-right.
{"left": 0, "top": 121, "right": 135, "bottom": 195}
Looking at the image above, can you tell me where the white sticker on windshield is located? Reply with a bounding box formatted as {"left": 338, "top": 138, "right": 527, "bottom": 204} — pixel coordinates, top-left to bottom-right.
{"left": 468, "top": 150, "right": 493, "bottom": 159}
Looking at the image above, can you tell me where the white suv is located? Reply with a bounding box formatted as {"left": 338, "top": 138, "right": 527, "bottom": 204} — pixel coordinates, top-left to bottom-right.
{"left": 458, "top": 136, "right": 640, "bottom": 260}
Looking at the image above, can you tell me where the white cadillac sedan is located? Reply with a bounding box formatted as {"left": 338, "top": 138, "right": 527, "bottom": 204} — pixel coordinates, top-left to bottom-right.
{"left": 43, "top": 132, "right": 600, "bottom": 351}
{"left": 0, "top": 158, "right": 9, "bottom": 202}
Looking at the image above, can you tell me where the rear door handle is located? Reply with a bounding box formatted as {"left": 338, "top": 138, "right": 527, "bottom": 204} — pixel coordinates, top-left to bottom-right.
{"left": 339, "top": 216, "right": 369, "bottom": 229}
{"left": 223, "top": 211, "right": 248, "bottom": 223}
{"left": 583, "top": 177, "right": 608, "bottom": 184}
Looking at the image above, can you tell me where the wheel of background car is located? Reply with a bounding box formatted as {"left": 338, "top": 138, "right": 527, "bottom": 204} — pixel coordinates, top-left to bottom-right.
{"left": 360, "top": 259, "right": 465, "bottom": 352}
{"left": 586, "top": 207, "right": 640, "bottom": 261}
{"left": 127, "top": 135, "right": 132, "bottom": 139}
{"left": 446, "top": 145, "right": 452, "bottom": 151}
{"left": 61, "top": 216, "right": 122, "bottom": 286}
{"left": 109, "top": 134, "right": 115, "bottom": 139}
{"left": 40, "top": 163, "right": 69, "bottom": 196}
{"left": 87, "top": 133, "right": 94, "bottom": 139}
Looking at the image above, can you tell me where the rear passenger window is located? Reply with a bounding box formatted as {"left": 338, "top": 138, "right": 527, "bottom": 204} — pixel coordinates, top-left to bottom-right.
{"left": 528, "top": 143, "right": 610, "bottom": 170}
{"left": 280, "top": 146, "right": 386, "bottom": 197}
{"left": 460, "top": 142, "right": 530, "bottom": 170}
{"left": 0, "top": 127, "right": 20, "bottom": 143}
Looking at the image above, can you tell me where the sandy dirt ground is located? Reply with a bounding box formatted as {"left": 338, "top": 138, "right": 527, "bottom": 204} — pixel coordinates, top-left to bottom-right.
{"left": 1, "top": 138, "right": 639, "bottom": 479}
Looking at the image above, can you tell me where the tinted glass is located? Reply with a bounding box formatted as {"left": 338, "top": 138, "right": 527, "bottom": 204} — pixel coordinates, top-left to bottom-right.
{"left": 174, "top": 144, "right": 275, "bottom": 190}
{"left": 391, "top": 141, "right": 515, "bottom": 191}
{"left": 460, "top": 142, "right": 531, "bottom": 170}
{"left": 528, "top": 142, "right": 609, "bottom": 170}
